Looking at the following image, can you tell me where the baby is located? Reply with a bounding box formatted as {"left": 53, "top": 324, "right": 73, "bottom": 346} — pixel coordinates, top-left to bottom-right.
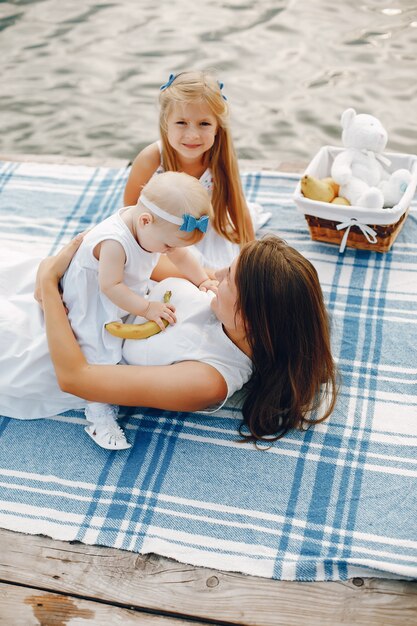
{"left": 61, "top": 171, "right": 217, "bottom": 450}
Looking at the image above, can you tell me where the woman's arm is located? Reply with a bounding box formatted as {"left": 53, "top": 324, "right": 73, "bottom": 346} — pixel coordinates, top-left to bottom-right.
{"left": 59, "top": 360, "right": 227, "bottom": 412}
{"left": 124, "top": 143, "right": 161, "bottom": 206}
{"left": 38, "top": 238, "right": 226, "bottom": 411}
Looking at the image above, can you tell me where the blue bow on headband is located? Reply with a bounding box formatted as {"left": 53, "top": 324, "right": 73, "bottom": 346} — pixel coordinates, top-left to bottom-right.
{"left": 217, "top": 81, "right": 227, "bottom": 101}
{"left": 160, "top": 73, "right": 176, "bottom": 91}
{"left": 180, "top": 214, "right": 209, "bottom": 233}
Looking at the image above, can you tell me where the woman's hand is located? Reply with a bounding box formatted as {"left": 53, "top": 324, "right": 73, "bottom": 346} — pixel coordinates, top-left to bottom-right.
{"left": 34, "top": 233, "right": 84, "bottom": 309}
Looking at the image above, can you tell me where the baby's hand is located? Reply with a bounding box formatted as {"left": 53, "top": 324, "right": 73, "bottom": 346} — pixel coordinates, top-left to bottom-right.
{"left": 144, "top": 300, "right": 176, "bottom": 331}
{"left": 198, "top": 278, "right": 219, "bottom": 294}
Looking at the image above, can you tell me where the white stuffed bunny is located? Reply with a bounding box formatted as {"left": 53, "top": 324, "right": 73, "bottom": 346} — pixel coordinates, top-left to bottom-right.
{"left": 331, "top": 108, "right": 411, "bottom": 209}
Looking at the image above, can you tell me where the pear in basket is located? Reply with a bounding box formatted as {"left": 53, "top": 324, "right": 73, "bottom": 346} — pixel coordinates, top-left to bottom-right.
{"left": 301, "top": 175, "right": 349, "bottom": 205}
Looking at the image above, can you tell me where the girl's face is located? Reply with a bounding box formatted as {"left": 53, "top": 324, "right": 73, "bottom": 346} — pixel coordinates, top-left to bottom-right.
{"left": 166, "top": 101, "right": 218, "bottom": 163}
{"left": 211, "top": 258, "right": 243, "bottom": 330}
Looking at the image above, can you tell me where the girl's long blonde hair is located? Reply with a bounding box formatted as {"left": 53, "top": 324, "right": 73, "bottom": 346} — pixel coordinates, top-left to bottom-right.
{"left": 159, "top": 70, "right": 251, "bottom": 245}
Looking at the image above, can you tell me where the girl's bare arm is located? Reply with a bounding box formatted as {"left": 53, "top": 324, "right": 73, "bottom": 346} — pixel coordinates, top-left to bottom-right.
{"left": 167, "top": 248, "right": 209, "bottom": 286}
{"left": 151, "top": 254, "right": 217, "bottom": 282}
{"left": 98, "top": 240, "right": 176, "bottom": 328}
{"left": 123, "top": 143, "right": 161, "bottom": 206}
{"left": 150, "top": 254, "right": 189, "bottom": 281}
{"left": 98, "top": 239, "right": 148, "bottom": 316}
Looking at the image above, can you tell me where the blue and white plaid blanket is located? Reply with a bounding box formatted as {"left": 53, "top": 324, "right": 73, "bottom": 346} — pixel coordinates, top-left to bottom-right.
{"left": 0, "top": 160, "right": 416, "bottom": 581}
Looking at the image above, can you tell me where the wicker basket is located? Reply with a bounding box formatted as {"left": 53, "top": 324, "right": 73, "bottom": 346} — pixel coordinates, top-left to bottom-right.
{"left": 293, "top": 146, "right": 417, "bottom": 253}
{"left": 304, "top": 210, "right": 409, "bottom": 253}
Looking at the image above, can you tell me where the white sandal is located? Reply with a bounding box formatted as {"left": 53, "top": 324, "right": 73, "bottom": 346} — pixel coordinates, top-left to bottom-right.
{"left": 84, "top": 420, "right": 132, "bottom": 450}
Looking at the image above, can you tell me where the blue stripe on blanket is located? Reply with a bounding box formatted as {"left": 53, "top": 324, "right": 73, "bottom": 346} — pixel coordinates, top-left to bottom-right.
{"left": 0, "top": 160, "right": 416, "bottom": 581}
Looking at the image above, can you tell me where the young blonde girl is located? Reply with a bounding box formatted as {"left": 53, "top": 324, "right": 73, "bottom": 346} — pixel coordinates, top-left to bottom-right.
{"left": 124, "top": 70, "right": 270, "bottom": 271}
{"left": 61, "top": 171, "right": 216, "bottom": 450}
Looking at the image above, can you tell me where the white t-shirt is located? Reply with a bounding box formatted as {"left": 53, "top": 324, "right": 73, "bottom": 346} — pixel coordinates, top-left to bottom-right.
{"left": 122, "top": 278, "right": 253, "bottom": 412}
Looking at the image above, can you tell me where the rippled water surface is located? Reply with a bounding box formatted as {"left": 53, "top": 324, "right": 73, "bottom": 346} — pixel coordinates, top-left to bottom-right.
{"left": 1, "top": 0, "right": 417, "bottom": 162}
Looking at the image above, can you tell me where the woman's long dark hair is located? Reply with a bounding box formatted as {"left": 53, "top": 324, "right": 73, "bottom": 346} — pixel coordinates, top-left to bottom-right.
{"left": 235, "top": 236, "right": 338, "bottom": 442}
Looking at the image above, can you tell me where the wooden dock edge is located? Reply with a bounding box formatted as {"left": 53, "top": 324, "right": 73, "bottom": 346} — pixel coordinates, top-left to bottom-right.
{"left": 0, "top": 153, "right": 416, "bottom": 626}
{"left": 1, "top": 528, "right": 416, "bottom": 626}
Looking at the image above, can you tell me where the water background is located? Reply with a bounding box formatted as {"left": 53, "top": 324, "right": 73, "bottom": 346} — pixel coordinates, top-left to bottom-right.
{"left": 1, "top": 0, "right": 417, "bottom": 163}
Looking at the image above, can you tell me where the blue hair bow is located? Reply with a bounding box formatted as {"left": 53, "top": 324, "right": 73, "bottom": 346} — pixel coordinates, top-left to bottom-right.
{"left": 217, "top": 80, "right": 227, "bottom": 101}
{"left": 160, "top": 73, "right": 176, "bottom": 91}
{"left": 180, "top": 214, "right": 209, "bottom": 233}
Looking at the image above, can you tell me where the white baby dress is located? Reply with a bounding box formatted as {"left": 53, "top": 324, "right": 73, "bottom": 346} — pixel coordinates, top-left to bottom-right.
{"left": 61, "top": 208, "right": 159, "bottom": 365}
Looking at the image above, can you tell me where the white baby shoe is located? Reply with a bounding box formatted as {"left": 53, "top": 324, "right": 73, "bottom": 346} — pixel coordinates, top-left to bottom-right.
{"left": 84, "top": 403, "right": 131, "bottom": 450}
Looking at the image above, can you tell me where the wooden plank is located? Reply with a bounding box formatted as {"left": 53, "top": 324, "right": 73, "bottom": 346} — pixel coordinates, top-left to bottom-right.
{"left": 1, "top": 529, "right": 416, "bottom": 626}
{"left": 0, "top": 581, "right": 213, "bottom": 626}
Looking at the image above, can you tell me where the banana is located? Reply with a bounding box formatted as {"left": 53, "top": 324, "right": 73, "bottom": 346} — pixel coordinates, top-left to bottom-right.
{"left": 105, "top": 291, "right": 172, "bottom": 340}
{"left": 301, "top": 175, "right": 337, "bottom": 203}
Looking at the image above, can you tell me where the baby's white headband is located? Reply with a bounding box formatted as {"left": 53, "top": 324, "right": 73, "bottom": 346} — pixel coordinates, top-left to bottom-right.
{"left": 140, "top": 194, "right": 209, "bottom": 233}
{"left": 140, "top": 194, "right": 182, "bottom": 225}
